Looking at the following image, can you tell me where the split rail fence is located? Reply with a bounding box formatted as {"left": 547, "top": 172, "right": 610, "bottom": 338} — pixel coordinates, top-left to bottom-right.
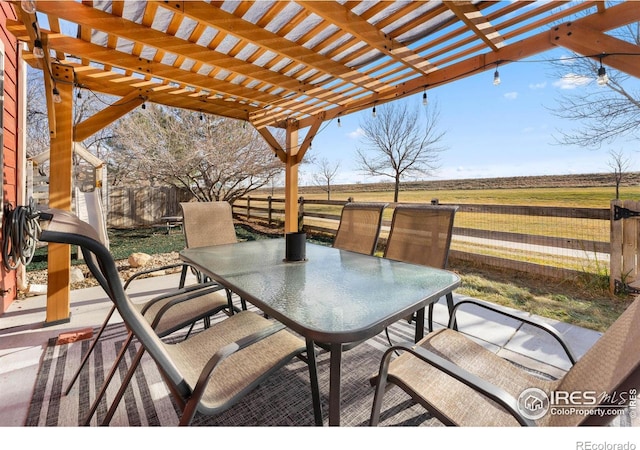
{"left": 102, "top": 188, "right": 639, "bottom": 293}
{"left": 233, "top": 195, "right": 637, "bottom": 293}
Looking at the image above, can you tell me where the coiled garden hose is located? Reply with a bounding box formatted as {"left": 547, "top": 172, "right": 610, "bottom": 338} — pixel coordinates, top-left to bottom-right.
{"left": 2, "top": 200, "right": 41, "bottom": 271}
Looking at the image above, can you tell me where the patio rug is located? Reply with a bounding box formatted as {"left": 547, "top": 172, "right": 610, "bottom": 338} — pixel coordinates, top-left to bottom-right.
{"left": 26, "top": 316, "right": 444, "bottom": 427}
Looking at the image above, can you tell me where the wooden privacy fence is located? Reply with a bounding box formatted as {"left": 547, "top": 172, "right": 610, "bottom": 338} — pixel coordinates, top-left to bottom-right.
{"left": 610, "top": 199, "right": 640, "bottom": 294}
{"left": 234, "top": 195, "right": 615, "bottom": 284}
{"left": 107, "top": 186, "right": 191, "bottom": 228}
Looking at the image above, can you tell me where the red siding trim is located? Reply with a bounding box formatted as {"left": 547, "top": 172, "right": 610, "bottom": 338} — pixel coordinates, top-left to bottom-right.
{"left": 1, "top": 2, "right": 21, "bottom": 313}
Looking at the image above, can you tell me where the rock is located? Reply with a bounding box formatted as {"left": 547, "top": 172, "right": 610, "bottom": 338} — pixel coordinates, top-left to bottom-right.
{"left": 128, "top": 252, "right": 152, "bottom": 268}
{"left": 70, "top": 266, "right": 85, "bottom": 283}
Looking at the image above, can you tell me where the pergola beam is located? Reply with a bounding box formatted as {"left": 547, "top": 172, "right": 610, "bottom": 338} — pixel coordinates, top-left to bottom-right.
{"left": 550, "top": 23, "right": 640, "bottom": 79}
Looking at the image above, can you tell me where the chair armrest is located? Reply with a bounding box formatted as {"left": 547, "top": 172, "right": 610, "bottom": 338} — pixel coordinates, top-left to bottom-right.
{"left": 144, "top": 283, "right": 228, "bottom": 329}
{"left": 139, "top": 280, "right": 222, "bottom": 311}
{"left": 190, "top": 322, "right": 287, "bottom": 399}
{"left": 449, "top": 298, "right": 577, "bottom": 365}
{"left": 123, "top": 262, "right": 201, "bottom": 290}
{"left": 386, "top": 342, "right": 536, "bottom": 426}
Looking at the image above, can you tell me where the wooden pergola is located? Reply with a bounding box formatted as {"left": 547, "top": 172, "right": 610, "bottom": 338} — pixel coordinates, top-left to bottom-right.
{"left": 6, "top": 0, "right": 640, "bottom": 323}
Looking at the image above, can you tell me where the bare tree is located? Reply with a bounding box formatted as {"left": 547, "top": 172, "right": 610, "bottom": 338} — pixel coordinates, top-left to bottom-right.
{"left": 356, "top": 100, "right": 445, "bottom": 202}
{"left": 312, "top": 158, "right": 341, "bottom": 200}
{"left": 547, "top": 22, "right": 640, "bottom": 149}
{"left": 26, "top": 69, "right": 121, "bottom": 182}
{"left": 607, "top": 149, "right": 631, "bottom": 199}
{"left": 111, "top": 105, "right": 283, "bottom": 203}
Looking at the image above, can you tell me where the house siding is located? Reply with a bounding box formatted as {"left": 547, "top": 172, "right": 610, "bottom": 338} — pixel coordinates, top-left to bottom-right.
{"left": 1, "top": 2, "right": 20, "bottom": 314}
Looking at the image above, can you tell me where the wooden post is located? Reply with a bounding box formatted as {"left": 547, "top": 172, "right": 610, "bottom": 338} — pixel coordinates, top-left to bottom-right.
{"left": 284, "top": 120, "right": 300, "bottom": 233}
{"left": 267, "top": 196, "right": 272, "bottom": 225}
{"left": 247, "top": 196, "right": 251, "bottom": 221}
{"left": 46, "top": 73, "right": 73, "bottom": 324}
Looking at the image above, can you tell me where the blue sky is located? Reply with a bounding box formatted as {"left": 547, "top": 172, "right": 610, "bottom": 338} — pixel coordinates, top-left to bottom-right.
{"left": 300, "top": 47, "right": 640, "bottom": 185}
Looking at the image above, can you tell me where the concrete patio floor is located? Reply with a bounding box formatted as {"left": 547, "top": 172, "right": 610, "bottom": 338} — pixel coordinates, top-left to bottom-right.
{"left": 0, "top": 269, "right": 622, "bottom": 427}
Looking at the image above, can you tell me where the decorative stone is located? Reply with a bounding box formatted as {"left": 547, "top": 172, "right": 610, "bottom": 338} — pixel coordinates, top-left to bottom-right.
{"left": 128, "top": 252, "right": 152, "bottom": 268}
{"left": 70, "top": 267, "right": 85, "bottom": 284}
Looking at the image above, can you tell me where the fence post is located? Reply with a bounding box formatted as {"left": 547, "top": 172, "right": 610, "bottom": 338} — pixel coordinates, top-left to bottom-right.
{"left": 298, "top": 196, "right": 304, "bottom": 232}
{"left": 267, "top": 196, "right": 272, "bottom": 225}
{"left": 247, "top": 196, "right": 251, "bottom": 221}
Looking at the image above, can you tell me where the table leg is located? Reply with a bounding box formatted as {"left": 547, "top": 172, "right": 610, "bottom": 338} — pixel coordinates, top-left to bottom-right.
{"left": 306, "top": 339, "right": 323, "bottom": 426}
{"left": 329, "top": 343, "right": 343, "bottom": 426}
{"left": 415, "top": 307, "right": 425, "bottom": 342}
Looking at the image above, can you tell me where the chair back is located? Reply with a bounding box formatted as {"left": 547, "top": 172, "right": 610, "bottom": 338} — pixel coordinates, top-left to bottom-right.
{"left": 384, "top": 204, "right": 458, "bottom": 269}
{"left": 333, "top": 202, "right": 388, "bottom": 255}
{"left": 546, "top": 295, "right": 640, "bottom": 426}
{"left": 180, "top": 201, "right": 237, "bottom": 249}
{"left": 38, "top": 209, "right": 193, "bottom": 399}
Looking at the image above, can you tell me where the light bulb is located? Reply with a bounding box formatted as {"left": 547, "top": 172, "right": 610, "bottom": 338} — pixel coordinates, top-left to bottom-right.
{"left": 337, "top": 117, "right": 341, "bottom": 128}
{"left": 422, "top": 90, "right": 428, "bottom": 106}
{"left": 597, "top": 66, "right": 609, "bottom": 86}
{"left": 52, "top": 87, "right": 62, "bottom": 104}
{"left": 372, "top": 106, "right": 376, "bottom": 118}
{"left": 493, "top": 69, "right": 501, "bottom": 86}
{"left": 33, "top": 39, "right": 44, "bottom": 58}
{"left": 141, "top": 103, "right": 146, "bottom": 109}
{"left": 21, "top": 0, "right": 36, "bottom": 13}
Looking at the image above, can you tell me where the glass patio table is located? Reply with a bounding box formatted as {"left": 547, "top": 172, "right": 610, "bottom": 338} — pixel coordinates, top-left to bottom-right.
{"left": 180, "top": 238, "right": 460, "bottom": 426}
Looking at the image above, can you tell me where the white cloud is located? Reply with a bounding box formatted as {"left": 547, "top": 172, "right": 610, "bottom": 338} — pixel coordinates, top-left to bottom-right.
{"left": 347, "top": 127, "right": 365, "bottom": 139}
{"left": 504, "top": 91, "right": 518, "bottom": 100}
{"left": 528, "top": 82, "right": 546, "bottom": 90}
{"left": 553, "top": 73, "right": 592, "bottom": 89}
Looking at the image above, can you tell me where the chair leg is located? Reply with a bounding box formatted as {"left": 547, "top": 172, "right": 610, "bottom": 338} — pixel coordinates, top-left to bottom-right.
{"left": 445, "top": 292, "right": 457, "bottom": 331}
{"left": 427, "top": 303, "right": 435, "bottom": 333}
{"left": 369, "top": 347, "right": 394, "bottom": 426}
{"left": 65, "top": 305, "right": 117, "bottom": 395}
{"left": 82, "top": 331, "right": 134, "bottom": 426}
{"left": 101, "top": 345, "right": 146, "bottom": 426}
{"left": 306, "top": 339, "right": 323, "bottom": 426}
{"left": 427, "top": 293, "right": 456, "bottom": 332}
{"left": 178, "top": 264, "right": 188, "bottom": 289}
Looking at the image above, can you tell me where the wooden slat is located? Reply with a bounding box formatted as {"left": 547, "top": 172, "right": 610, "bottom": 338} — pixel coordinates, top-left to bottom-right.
{"left": 621, "top": 200, "right": 638, "bottom": 285}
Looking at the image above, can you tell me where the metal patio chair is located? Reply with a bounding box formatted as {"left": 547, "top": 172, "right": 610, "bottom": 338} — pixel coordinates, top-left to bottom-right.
{"left": 333, "top": 202, "right": 388, "bottom": 255}
{"left": 180, "top": 200, "right": 247, "bottom": 310}
{"left": 370, "top": 296, "right": 640, "bottom": 426}
{"left": 41, "top": 210, "right": 234, "bottom": 424}
{"left": 38, "top": 209, "right": 323, "bottom": 426}
{"left": 61, "top": 209, "right": 235, "bottom": 402}
{"left": 383, "top": 204, "right": 458, "bottom": 332}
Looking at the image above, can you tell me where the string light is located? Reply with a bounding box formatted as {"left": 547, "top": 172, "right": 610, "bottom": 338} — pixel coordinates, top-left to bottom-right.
{"left": 52, "top": 86, "right": 62, "bottom": 104}
{"left": 493, "top": 63, "right": 501, "bottom": 86}
{"left": 33, "top": 39, "right": 45, "bottom": 58}
{"left": 21, "top": 0, "right": 36, "bottom": 13}
{"left": 372, "top": 104, "right": 376, "bottom": 118}
{"left": 337, "top": 117, "right": 341, "bottom": 127}
{"left": 422, "top": 88, "right": 428, "bottom": 106}
{"left": 597, "top": 55, "right": 609, "bottom": 86}
{"left": 31, "top": 22, "right": 44, "bottom": 58}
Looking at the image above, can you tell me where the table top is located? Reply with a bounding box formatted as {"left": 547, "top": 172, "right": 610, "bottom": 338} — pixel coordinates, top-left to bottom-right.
{"left": 180, "top": 239, "right": 460, "bottom": 343}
